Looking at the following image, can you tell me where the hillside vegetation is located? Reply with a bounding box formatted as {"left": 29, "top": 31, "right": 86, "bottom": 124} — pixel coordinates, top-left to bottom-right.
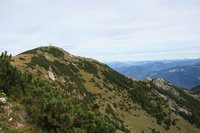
{"left": 0, "top": 46, "right": 200, "bottom": 133}
{"left": 0, "top": 51, "right": 117, "bottom": 132}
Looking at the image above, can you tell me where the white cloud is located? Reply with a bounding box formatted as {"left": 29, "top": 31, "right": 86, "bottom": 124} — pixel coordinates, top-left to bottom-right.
{"left": 0, "top": 0, "right": 199, "bottom": 61}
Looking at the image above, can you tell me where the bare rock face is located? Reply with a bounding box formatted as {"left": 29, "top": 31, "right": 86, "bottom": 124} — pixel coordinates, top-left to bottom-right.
{"left": 48, "top": 67, "right": 56, "bottom": 81}
{"left": 48, "top": 71, "right": 55, "bottom": 81}
{"left": 154, "top": 90, "right": 191, "bottom": 115}
{"left": 168, "top": 99, "right": 191, "bottom": 115}
{"left": 152, "top": 79, "right": 191, "bottom": 115}
{"left": 144, "top": 77, "right": 153, "bottom": 82}
{"left": 0, "top": 97, "right": 6, "bottom": 104}
{"left": 153, "top": 78, "right": 179, "bottom": 96}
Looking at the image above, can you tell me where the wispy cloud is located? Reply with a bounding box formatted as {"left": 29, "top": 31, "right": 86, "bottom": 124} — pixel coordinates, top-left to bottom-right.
{"left": 0, "top": 0, "right": 199, "bottom": 61}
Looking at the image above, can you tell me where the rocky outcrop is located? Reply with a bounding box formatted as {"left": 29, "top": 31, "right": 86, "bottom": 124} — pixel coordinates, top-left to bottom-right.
{"left": 153, "top": 90, "right": 191, "bottom": 115}
{"left": 153, "top": 78, "right": 179, "bottom": 96}
{"left": 48, "top": 67, "right": 56, "bottom": 81}
{"left": 0, "top": 97, "right": 6, "bottom": 104}
{"left": 0, "top": 94, "right": 27, "bottom": 129}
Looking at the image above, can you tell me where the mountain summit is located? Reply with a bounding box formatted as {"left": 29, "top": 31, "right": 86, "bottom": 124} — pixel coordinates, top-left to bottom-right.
{"left": 0, "top": 46, "right": 200, "bottom": 132}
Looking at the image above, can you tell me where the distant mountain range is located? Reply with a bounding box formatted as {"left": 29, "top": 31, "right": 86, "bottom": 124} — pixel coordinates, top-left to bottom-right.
{"left": 107, "top": 59, "right": 200, "bottom": 89}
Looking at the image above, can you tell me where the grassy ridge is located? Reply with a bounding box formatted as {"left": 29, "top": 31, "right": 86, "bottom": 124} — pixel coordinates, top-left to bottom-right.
{"left": 0, "top": 52, "right": 117, "bottom": 132}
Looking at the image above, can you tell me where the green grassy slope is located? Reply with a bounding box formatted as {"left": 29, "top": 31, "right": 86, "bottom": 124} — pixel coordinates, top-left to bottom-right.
{"left": 0, "top": 46, "right": 199, "bottom": 133}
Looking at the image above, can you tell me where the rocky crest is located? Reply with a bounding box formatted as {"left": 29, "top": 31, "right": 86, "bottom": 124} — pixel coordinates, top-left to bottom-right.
{"left": 153, "top": 78, "right": 180, "bottom": 96}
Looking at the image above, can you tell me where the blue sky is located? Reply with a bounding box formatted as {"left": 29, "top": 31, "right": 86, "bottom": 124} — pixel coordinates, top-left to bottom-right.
{"left": 0, "top": 0, "right": 200, "bottom": 62}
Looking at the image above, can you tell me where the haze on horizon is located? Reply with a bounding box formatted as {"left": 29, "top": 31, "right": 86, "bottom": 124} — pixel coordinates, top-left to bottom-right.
{"left": 0, "top": 0, "right": 200, "bottom": 62}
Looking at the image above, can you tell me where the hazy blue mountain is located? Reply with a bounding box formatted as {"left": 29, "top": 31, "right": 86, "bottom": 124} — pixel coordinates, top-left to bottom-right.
{"left": 107, "top": 59, "right": 200, "bottom": 69}
{"left": 147, "top": 65, "right": 200, "bottom": 89}
{"left": 107, "top": 59, "right": 200, "bottom": 89}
